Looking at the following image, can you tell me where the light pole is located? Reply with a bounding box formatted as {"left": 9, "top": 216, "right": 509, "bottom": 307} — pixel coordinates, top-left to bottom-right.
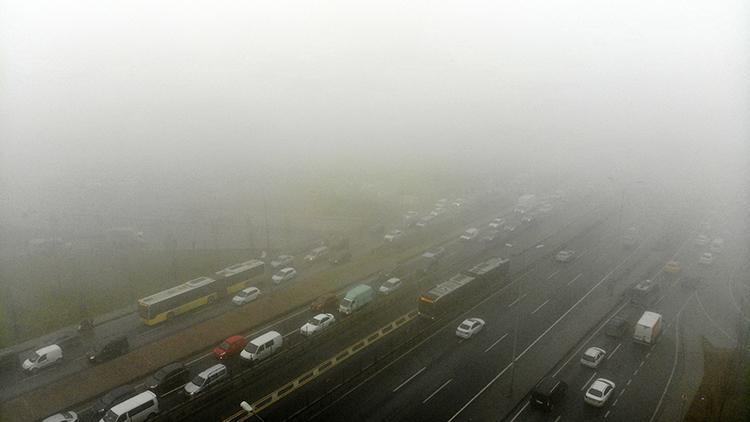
{"left": 240, "top": 401, "right": 265, "bottom": 422}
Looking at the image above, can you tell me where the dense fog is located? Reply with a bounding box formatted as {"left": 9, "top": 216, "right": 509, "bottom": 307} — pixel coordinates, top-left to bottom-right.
{"left": 2, "top": 1, "right": 747, "bottom": 253}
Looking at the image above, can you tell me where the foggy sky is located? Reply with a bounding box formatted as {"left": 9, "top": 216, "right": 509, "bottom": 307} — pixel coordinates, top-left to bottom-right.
{"left": 1, "top": 0, "right": 748, "bottom": 223}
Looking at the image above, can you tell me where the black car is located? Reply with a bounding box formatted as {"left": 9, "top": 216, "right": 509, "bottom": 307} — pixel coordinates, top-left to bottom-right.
{"left": 145, "top": 362, "right": 190, "bottom": 397}
{"left": 530, "top": 377, "right": 567, "bottom": 411}
{"left": 605, "top": 316, "right": 629, "bottom": 338}
{"left": 88, "top": 336, "right": 129, "bottom": 364}
{"left": 94, "top": 384, "right": 136, "bottom": 417}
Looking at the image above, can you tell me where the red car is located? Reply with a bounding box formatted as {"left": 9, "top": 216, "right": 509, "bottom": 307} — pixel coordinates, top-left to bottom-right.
{"left": 213, "top": 335, "right": 248, "bottom": 360}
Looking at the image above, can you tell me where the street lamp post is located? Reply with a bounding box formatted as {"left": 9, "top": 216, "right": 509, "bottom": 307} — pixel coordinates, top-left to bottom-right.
{"left": 240, "top": 401, "right": 265, "bottom": 422}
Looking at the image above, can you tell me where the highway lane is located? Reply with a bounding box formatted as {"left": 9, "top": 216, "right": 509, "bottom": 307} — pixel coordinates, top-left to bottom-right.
{"left": 171, "top": 193, "right": 601, "bottom": 421}
{"left": 2, "top": 194, "right": 510, "bottom": 406}
{"left": 506, "top": 217, "right": 743, "bottom": 422}
{"left": 233, "top": 199, "right": 640, "bottom": 422}
{"left": 55, "top": 194, "right": 556, "bottom": 420}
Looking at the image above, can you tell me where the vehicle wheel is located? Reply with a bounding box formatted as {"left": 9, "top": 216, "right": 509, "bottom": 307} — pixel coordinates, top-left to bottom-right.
{"left": 208, "top": 295, "right": 216, "bottom": 304}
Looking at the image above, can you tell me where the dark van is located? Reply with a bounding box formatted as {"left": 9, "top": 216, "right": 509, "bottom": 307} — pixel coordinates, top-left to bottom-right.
{"left": 530, "top": 377, "right": 567, "bottom": 411}
{"left": 145, "top": 362, "right": 190, "bottom": 397}
{"left": 88, "top": 336, "right": 129, "bottom": 364}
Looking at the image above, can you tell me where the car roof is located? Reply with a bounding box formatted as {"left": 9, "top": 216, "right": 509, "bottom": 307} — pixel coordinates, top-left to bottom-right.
{"left": 109, "top": 391, "right": 156, "bottom": 414}
{"left": 199, "top": 364, "right": 226, "bottom": 376}
{"left": 36, "top": 344, "right": 62, "bottom": 354}
{"left": 156, "top": 362, "right": 184, "bottom": 376}
{"left": 250, "top": 331, "right": 281, "bottom": 345}
{"left": 590, "top": 379, "right": 613, "bottom": 390}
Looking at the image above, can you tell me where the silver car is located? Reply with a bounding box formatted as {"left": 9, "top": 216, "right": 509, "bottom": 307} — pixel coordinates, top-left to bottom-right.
{"left": 184, "top": 364, "right": 228, "bottom": 398}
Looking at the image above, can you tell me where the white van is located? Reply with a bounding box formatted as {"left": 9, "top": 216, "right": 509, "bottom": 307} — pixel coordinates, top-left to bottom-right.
{"left": 633, "top": 311, "right": 663, "bottom": 345}
{"left": 22, "top": 344, "right": 63, "bottom": 374}
{"left": 460, "top": 228, "right": 479, "bottom": 241}
{"left": 240, "top": 331, "right": 283, "bottom": 363}
{"left": 99, "top": 390, "right": 158, "bottom": 422}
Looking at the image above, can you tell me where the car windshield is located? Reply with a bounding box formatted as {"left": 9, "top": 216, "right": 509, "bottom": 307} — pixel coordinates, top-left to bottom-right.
{"left": 238, "top": 291, "right": 250, "bottom": 298}
{"left": 460, "top": 323, "right": 471, "bottom": 330}
{"left": 28, "top": 352, "right": 40, "bottom": 362}
{"left": 589, "top": 388, "right": 603, "bottom": 397}
{"left": 192, "top": 375, "right": 207, "bottom": 387}
{"left": 219, "top": 342, "right": 230, "bottom": 350}
{"left": 245, "top": 343, "right": 259, "bottom": 354}
{"left": 341, "top": 298, "right": 353, "bottom": 307}
{"left": 308, "top": 318, "right": 321, "bottom": 326}
{"left": 583, "top": 354, "right": 596, "bottom": 361}
{"left": 385, "top": 280, "right": 397, "bottom": 287}
{"left": 103, "top": 409, "right": 121, "bottom": 422}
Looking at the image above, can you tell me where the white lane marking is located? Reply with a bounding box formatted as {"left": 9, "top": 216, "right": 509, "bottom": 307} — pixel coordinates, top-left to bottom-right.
{"left": 392, "top": 367, "right": 426, "bottom": 392}
{"left": 484, "top": 333, "right": 509, "bottom": 353}
{"left": 447, "top": 361, "right": 513, "bottom": 422}
{"left": 649, "top": 294, "right": 693, "bottom": 422}
{"left": 508, "top": 402, "right": 530, "bottom": 422}
{"left": 546, "top": 270, "right": 561, "bottom": 280}
{"left": 605, "top": 410, "right": 611, "bottom": 418}
{"left": 626, "top": 379, "right": 632, "bottom": 386}
{"left": 553, "top": 301, "right": 629, "bottom": 377}
{"left": 422, "top": 378, "right": 452, "bottom": 404}
{"left": 633, "top": 368, "right": 639, "bottom": 376}
{"left": 695, "top": 292, "right": 736, "bottom": 342}
{"left": 567, "top": 273, "right": 583, "bottom": 285}
{"left": 508, "top": 294, "right": 527, "bottom": 308}
{"left": 645, "top": 352, "right": 651, "bottom": 359}
{"left": 618, "top": 389, "right": 626, "bottom": 397}
{"left": 581, "top": 372, "right": 597, "bottom": 391}
{"left": 607, "top": 343, "right": 622, "bottom": 361}
{"left": 553, "top": 416, "right": 561, "bottom": 422}
{"left": 518, "top": 246, "right": 639, "bottom": 361}
{"left": 639, "top": 361, "right": 645, "bottom": 368}
{"left": 531, "top": 299, "right": 550, "bottom": 315}
{"left": 613, "top": 398, "right": 618, "bottom": 407}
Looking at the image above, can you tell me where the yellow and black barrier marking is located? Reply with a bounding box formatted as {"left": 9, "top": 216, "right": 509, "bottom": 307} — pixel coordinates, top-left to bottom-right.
{"left": 224, "top": 309, "right": 418, "bottom": 421}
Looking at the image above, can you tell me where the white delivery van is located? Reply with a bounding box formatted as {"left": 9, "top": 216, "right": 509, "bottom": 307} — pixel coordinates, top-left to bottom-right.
{"left": 240, "top": 331, "right": 283, "bottom": 363}
{"left": 633, "top": 311, "right": 663, "bottom": 345}
{"left": 22, "top": 344, "right": 63, "bottom": 374}
{"left": 99, "top": 390, "right": 158, "bottom": 422}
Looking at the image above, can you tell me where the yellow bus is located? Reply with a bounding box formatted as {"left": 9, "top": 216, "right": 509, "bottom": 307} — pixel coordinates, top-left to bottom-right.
{"left": 138, "top": 259, "right": 265, "bottom": 326}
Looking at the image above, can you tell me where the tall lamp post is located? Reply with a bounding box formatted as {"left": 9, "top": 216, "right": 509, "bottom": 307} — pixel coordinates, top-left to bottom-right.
{"left": 240, "top": 401, "right": 265, "bottom": 422}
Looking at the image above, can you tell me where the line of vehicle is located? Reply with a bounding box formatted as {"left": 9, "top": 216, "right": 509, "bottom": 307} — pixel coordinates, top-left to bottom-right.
{"left": 446, "top": 361, "right": 513, "bottom": 422}
{"left": 607, "top": 342, "right": 622, "bottom": 361}
{"left": 508, "top": 294, "right": 526, "bottom": 308}
{"left": 567, "top": 273, "right": 583, "bottom": 286}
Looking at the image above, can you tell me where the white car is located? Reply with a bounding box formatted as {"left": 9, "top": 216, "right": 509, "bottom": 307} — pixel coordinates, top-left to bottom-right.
{"left": 694, "top": 234, "right": 709, "bottom": 246}
{"left": 270, "top": 254, "right": 294, "bottom": 269}
{"left": 272, "top": 267, "right": 297, "bottom": 284}
{"left": 300, "top": 313, "right": 335, "bottom": 336}
{"left": 232, "top": 287, "right": 261, "bottom": 305}
{"left": 460, "top": 228, "right": 479, "bottom": 241}
{"left": 304, "top": 246, "right": 329, "bottom": 262}
{"left": 698, "top": 252, "right": 714, "bottom": 265}
{"left": 585, "top": 378, "right": 615, "bottom": 407}
{"left": 456, "top": 318, "right": 485, "bottom": 339}
{"left": 489, "top": 217, "right": 505, "bottom": 229}
{"left": 384, "top": 229, "right": 404, "bottom": 242}
{"left": 556, "top": 250, "right": 575, "bottom": 262}
{"left": 42, "top": 412, "right": 79, "bottom": 422}
{"left": 430, "top": 207, "right": 447, "bottom": 217}
{"left": 503, "top": 224, "right": 517, "bottom": 232}
{"left": 580, "top": 347, "right": 606, "bottom": 368}
{"left": 521, "top": 214, "right": 535, "bottom": 224}
{"left": 378, "top": 277, "right": 402, "bottom": 295}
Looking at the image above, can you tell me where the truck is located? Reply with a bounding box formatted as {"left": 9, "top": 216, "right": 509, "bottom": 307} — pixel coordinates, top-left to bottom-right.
{"left": 633, "top": 311, "right": 663, "bottom": 345}
{"left": 339, "top": 284, "right": 375, "bottom": 315}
